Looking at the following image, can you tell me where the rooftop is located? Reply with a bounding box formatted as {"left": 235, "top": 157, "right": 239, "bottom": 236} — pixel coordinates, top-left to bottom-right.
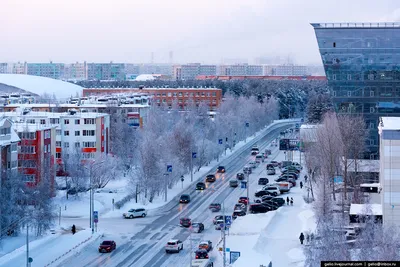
{"left": 3, "top": 111, "right": 109, "bottom": 119}
{"left": 84, "top": 87, "right": 220, "bottom": 91}
{"left": 13, "top": 123, "right": 56, "bottom": 132}
{"left": 350, "top": 203, "right": 382, "bottom": 216}
{"left": 311, "top": 22, "right": 400, "bottom": 29}
{"left": 379, "top": 117, "right": 400, "bottom": 130}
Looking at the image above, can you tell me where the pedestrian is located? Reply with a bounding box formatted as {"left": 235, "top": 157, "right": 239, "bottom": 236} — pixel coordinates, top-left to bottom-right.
{"left": 286, "top": 196, "right": 290, "bottom": 205}
{"left": 306, "top": 233, "right": 310, "bottom": 244}
{"left": 300, "top": 181, "right": 303, "bottom": 189}
{"left": 71, "top": 224, "right": 76, "bottom": 235}
{"left": 299, "top": 232, "right": 305, "bottom": 245}
{"left": 290, "top": 197, "right": 293, "bottom": 206}
{"left": 304, "top": 175, "right": 308, "bottom": 183}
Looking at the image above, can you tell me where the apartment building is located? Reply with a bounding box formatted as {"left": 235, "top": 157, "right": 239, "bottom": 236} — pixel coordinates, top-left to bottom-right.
{"left": 62, "top": 62, "right": 87, "bottom": 81}
{"left": 219, "top": 64, "right": 263, "bottom": 76}
{"left": 3, "top": 110, "right": 110, "bottom": 173}
{"left": 12, "top": 62, "right": 27, "bottom": 74}
{"left": 0, "top": 63, "right": 12, "bottom": 74}
{"left": 15, "top": 124, "right": 56, "bottom": 187}
{"left": 27, "top": 62, "right": 65, "bottom": 79}
{"left": 176, "top": 63, "right": 217, "bottom": 80}
{"left": 0, "top": 118, "right": 20, "bottom": 181}
{"left": 87, "top": 62, "right": 125, "bottom": 81}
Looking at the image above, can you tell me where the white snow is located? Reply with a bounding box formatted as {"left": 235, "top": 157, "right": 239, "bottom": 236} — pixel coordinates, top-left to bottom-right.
{"left": 360, "top": 183, "right": 380, "bottom": 188}
{"left": 0, "top": 74, "right": 83, "bottom": 99}
{"left": 349, "top": 203, "right": 382, "bottom": 216}
{"left": 380, "top": 117, "right": 400, "bottom": 130}
{"left": 135, "top": 74, "right": 156, "bottom": 81}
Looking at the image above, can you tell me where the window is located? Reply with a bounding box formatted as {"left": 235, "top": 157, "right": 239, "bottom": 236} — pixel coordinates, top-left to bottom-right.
{"left": 347, "top": 74, "right": 352, "bottom": 80}
{"left": 75, "top": 119, "right": 80, "bottom": 124}
{"left": 45, "top": 130, "right": 50, "bottom": 139}
{"left": 20, "top": 146, "right": 35, "bottom": 154}
{"left": 75, "top": 142, "right": 80, "bottom": 148}
{"left": 75, "top": 131, "right": 80, "bottom": 136}
{"left": 21, "top": 160, "right": 35, "bottom": 168}
{"left": 56, "top": 141, "right": 61, "bottom": 147}
{"left": 50, "top": 118, "right": 59, "bottom": 124}
{"left": 7, "top": 161, "right": 10, "bottom": 169}
{"left": 64, "top": 131, "right": 69, "bottom": 136}
{"left": 56, "top": 152, "right": 61, "bottom": 159}
{"left": 64, "top": 119, "right": 69, "bottom": 124}
{"left": 64, "top": 142, "right": 69, "bottom": 148}
{"left": 83, "top": 141, "right": 96, "bottom": 148}
{"left": 84, "top": 119, "right": 95, "bottom": 124}
{"left": 40, "top": 119, "right": 46, "bottom": 125}
{"left": 347, "top": 91, "right": 351, "bottom": 97}
{"left": 0, "top": 127, "right": 11, "bottom": 135}
{"left": 24, "top": 175, "right": 35, "bottom": 182}
{"left": 368, "top": 73, "right": 374, "bottom": 80}
{"left": 83, "top": 130, "right": 95, "bottom": 136}
{"left": 56, "top": 129, "right": 61, "bottom": 136}
{"left": 27, "top": 119, "right": 35, "bottom": 124}
{"left": 44, "top": 145, "right": 47, "bottom": 153}
{"left": 11, "top": 143, "right": 17, "bottom": 152}
{"left": 370, "top": 107, "right": 375, "bottom": 113}
{"left": 370, "top": 90, "right": 374, "bottom": 97}
{"left": 370, "top": 123, "right": 375, "bottom": 129}
{"left": 47, "top": 144, "right": 50, "bottom": 152}
{"left": 332, "top": 74, "right": 337, "bottom": 80}
{"left": 167, "top": 92, "right": 172, "bottom": 97}
{"left": 11, "top": 160, "right": 17, "bottom": 169}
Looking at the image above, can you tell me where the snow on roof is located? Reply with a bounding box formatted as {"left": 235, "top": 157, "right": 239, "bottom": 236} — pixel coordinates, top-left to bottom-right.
{"left": 13, "top": 123, "right": 56, "bottom": 132}
{"left": 380, "top": 117, "right": 400, "bottom": 130}
{"left": 345, "top": 159, "right": 380, "bottom": 173}
{"left": 0, "top": 118, "right": 20, "bottom": 146}
{"left": 300, "top": 124, "right": 321, "bottom": 129}
{"left": 360, "top": 183, "right": 380, "bottom": 188}
{"left": 3, "top": 111, "right": 108, "bottom": 119}
{"left": 350, "top": 204, "right": 382, "bottom": 216}
{"left": 135, "top": 74, "right": 155, "bottom": 81}
{"left": 0, "top": 74, "right": 82, "bottom": 99}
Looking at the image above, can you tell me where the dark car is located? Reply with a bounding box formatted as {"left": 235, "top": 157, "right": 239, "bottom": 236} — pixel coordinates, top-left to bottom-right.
{"left": 195, "top": 249, "right": 209, "bottom": 259}
{"left": 263, "top": 201, "right": 279, "bottom": 210}
{"left": 287, "top": 178, "right": 296, "bottom": 187}
{"left": 232, "top": 210, "right": 246, "bottom": 219}
{"left": 180, "top": 217, "right": 192, "bottom": 227}
{"left": 281, "top": 167, "right": 301, "bottom": 173}
{"left": 196, "top": 182, "right": 206, "bottom": 190}
{"left": 279, "top": 174, "right": 297, "bottom": 181}
{"left": 265, "top": 149, "right": 272, "bottom": 155}
{"left": 98, "top": 240, "right": 116, "bottom": 253}
{"left": 275, "top": 177, "right": 289, "bottom": 182}
{"left": 249, "top": 204, "right": 272, "bottom": 214}
{"left": 179, "top": 194, "right": 191, "bottom": 203}
{"left": 281, "top": 169, "right": 300, "bottom": 176}
{"left": 238, "top": 197, "right": 249, "bottom": 205}
{"left": 254, "top": 190, "right": 272, "bottom": 198}
{"left": 191, "top": 222, "right": 205, "bottom": 233}
{"left": 270, "top": 161, "right": 279, "bottom": 167}
{"left": 234, "top": 203, "right": 246, "bottom": 211}
{"left": 209, "top": 203, "right": 222, "bottom": 212}
{"left": 258, "top": 178, "right": 269, "bottom": 185}
{"left": 236, "top": 173, "right": 245, "bottom": 180}
{"left": 206, "top": 174, "right": 216, "bottom": 182}
{"left": 217, "top": 166, "right": 226, "bottom": 173}
{"left": 213, "top": 215, "right": 226, "bottom": 224}
{"left": 270, "top": 197, "right": 286, "bottom": 206}
{"left": 266, "top": 164, "right": 275, "bottom": 170}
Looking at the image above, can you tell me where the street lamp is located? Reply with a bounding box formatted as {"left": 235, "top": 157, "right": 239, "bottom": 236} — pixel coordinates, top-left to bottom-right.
{"left": 85, "top": 159, "right": 104, "bottom": 234}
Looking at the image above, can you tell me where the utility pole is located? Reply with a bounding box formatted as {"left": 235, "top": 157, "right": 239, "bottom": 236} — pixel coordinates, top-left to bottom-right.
{"left": 246, "top": 172, "right": 249, "bottom": 211}
{"left": 190, "top": 150, "right": 193, "bottom": 182}
{"left": 164, "top": 173, "right": 168, "bottom": 202}
{"left": 189, "top": 227, "right": 193, "bottom": 267}
{"left": 222, "top": 201, "right": 226, "bottom": 267}
{"left": 26, "top": 224, "right": 29, "bottom": 267}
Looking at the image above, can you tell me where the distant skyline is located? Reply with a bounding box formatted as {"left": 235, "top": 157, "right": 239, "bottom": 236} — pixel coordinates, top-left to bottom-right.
{"left": 2, "top": 0, "right": 400, "bottom": 65}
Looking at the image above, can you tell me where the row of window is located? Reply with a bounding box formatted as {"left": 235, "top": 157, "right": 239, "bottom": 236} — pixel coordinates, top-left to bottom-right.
{"left": 57, "top": 141, "right": 97, "bottom": 148}
{"left": 155, "top": 99, "right": 218, "bottom": 104}
{"left": 19, "top": 160, "right": 36, "bottom": 168}
{"left": 154, "top": 92, "right": 217, "bottom": 97}
{"left": 56, "top": 152, "right": 95, "bottom": 159}
{"left": 18, "top": 132, "right": 36, "bottom": 139}
{"left": 63, "top": 130, "right": 96, "bottom": 136}
{"left": 20, "top": 146, "right": 35, "bottom": 154}
{"left": 0, "top": 127, "right": 11, "bottom": 135}
{"left": 63, "top": 118, "right": 96, "bottom": 125}
{"left": 333, "top": 88, "right": 400, "bottom": 98}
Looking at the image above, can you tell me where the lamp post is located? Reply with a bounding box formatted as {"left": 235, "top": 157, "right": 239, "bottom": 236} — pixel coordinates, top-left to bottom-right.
{"left": 85, "top": 159, "right": 104, "bottom": 234}
{"left": 246, "top": 172, "right": 249, "bottom": 211}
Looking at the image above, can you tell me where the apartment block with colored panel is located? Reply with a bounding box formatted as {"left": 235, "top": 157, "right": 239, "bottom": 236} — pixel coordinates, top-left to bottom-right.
{"left": 0, "top": 118, "right": 20, "bottom": 180}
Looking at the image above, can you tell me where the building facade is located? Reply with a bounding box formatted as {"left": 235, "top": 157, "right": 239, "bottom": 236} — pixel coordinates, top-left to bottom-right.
{"left": 0, "top": 118, "right": 20, "bottom": 181}
{"left": 87, "top": 63, "right": 125, "bottom": 81}
{"left": 219, "top": 64, "right": 263, "bottom": 76}
{"left": 312, "top": 22, "right": 400, "bottom": 158}
{"left": 62, "top": 62, "right": 87, "bottom": 81}
{"left": 178, "top": 64, "right": 217, "bottom": 80}
{"left": 27, "top": 62, "right": 65, "bottom": 79}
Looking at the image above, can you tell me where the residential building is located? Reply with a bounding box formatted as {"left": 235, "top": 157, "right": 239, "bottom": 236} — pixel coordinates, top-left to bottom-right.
{"left": 27, "top": 62, "right": 65, "bottom": 79}
{"left": 173, "top": 65, "right": 182, "bottom": 80}
{"left": 219, "top": 64, "right": 263, "bottom": 76}
{"left": 196, "top": 75, "right": 326, "bottom": 81}
{"left": 312, "top": 22, "right": 400, "bottom": 158}
{"left": 11, "top": 62, "right": 27, "bottom": 74}
{"left": 179, "top": 63, "right": 217, "bottom": 80}
{"left": 15, "top": 124, "right": 56, "bottom": 187}
{"left": 62, "top": 62, "right": 87, "bottom": 81}
{"left": 378, "top": 117, "right": 400, "bottom": 226}
{"left": 87, "top": 62, "right": 125, "bottom": 81}
{"left": 0, "top": 118, "right": 20, "bottom": 180}
{"left": 262, "top": 65, "right": 308, "bottom": 76}
{"left": 138, "top": 64, "right": 173, "bottom": 76}
{"left": 0, "top": 63, "right": 12, "bottom": 74}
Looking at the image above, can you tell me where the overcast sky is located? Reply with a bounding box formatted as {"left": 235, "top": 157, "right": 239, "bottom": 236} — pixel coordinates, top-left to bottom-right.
{"left": 1, "top": 0, "right": 400, "bottom": 65}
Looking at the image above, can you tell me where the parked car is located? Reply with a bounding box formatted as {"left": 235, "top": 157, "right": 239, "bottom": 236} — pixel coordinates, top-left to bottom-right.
{"left": 195, "top": 249, "right": 210, "bottom": 259}
{"left": 281, "top": 166, "right": 301, "bottom": 173}
{"left": 123, "top": 208, "right": 147, "bottom": 219}
{"left": 267, "top": 168, "right": 276, "bottom": 175}
{"left": 234, "top": 203, "right": 246, "bottom": 211}
{"left": 98, "top": 240, "right": 116, "bottom": 253}
{"left": 206, "top": 174, "right": 216, "bottom": 182}
{"left": 249, "top": 204, "right": 273, "bottom": 214}
{"left": 287, "top": 178, "right": 296, "bottom": 187}
{"left": 291, "top": 162, "right": 302, "bottom": 169}
{"left": 254, "top": 190, "right": 272, "bottom": 198}
{"left": 180, "top": 217, "right": 192, "bottom": 227}
{"left": 179, "top": 194, "right": 191, "bottom": 203}
{"left": 263, "top": 201, "right": 280, "bottom": 210}
{"left": 261, "top": 195, "right": 275, "bottom": 202}
{"left": 196, "top": 182, "right": 206, "bottom": 190}
{"left": 236, "top": 173, "right": 245, "bottom": 180}
{"left": 263, "top": 185, "right": 280, "bottom": 196}
{"left": 216, "top": 166, "right": 226, "bottom": 173}
{"left": 229, "top": 179, "right": 239, "bottom": 187}
{"left": 238, "top": 197, "right": 249, "bottom": 205}
{"left": 232, "top": 210, "right": 246, "bottom": 219}
{"left": 279, "top": 174, "right": 298, "bottom": 181}
{"left": 192, "top": 222, "right": 205, "bottom": 233}
{"left": 258, "top": 177, "right": 269, "bottom": 185}
{"left": 209, "top": 203, "right": 222, "bottom": 212}
{"left": 213, "top": 215, "right": 225, "bottom": 224}
{"left": 165, "top": 239, "right": 183, "bottom": 253}
{"left": 270, "top": 197, "right": 286, "bottom": 206}
{"left": 255, "top": 154, "right": 264, "bottom": 163}
{"left": 243, "top": 166, "right": 252, "bottom": 174}
{"left": 198, "top": 240, "right": 213, "bottom": 252}
{"left": 270, "top": 161, "right": 280, "bottom": 167}
{"left": 275, "top": 177, "right": 290, "bottom": 183}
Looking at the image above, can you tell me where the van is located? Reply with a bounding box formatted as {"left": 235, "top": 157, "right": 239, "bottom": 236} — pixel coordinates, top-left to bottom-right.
{"left": 191, "top": 259, "right": 214, "bottom": 267}
{"left": 255, "top": 154, "right": 264, "bottom": 163}
{"left": 275, "top": 182, "right": 291, "bottom": 193}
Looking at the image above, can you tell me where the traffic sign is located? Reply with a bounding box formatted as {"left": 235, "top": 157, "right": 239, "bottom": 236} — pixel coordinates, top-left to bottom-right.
{"left": 181, "top": 176, "right": 184, "bottom": 182}
{"left": 93, "top": 211, "right": 99, "bottom": 223}
{"left": 192, "top": 152, "right": 197, "bottom": 159}
{"left": 219, "top": 223, "right": 224, "bottom": 229}
{"left": 225, "top": 215, "right": 232, "bottom": 226}
{"left": 226, "top": 247, "right": 230, "bottom": 252}
{"left": 167, "top": 165, "right": 172, "bottom": 173}
{"left": 218, "top": 139, "right": 223, "bottom": 145}
{"left": 28, "top": 257, "right": 33, "bottom": 263}
{"left": 241, "top": 181, "right": 247, "bottom": 189}
{"left": 230, "top": 251, "right": 241, "bottom": 264}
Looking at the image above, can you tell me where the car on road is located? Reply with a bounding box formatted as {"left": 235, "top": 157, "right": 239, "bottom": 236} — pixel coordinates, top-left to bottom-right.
{"left": 191, "top": 259, "right": 214, "bottom": 267}
{"left": 123, "top": 208, "right": 147, "bottom": 219}
{"left": 229, "top": 179, "right": 239, "bottom": 187}
{"left": 267, "top": 168, "right": 276, "bottom": 175}
{"left": 198, "top": 240, "right": 213, "bottom": 252}
{"left": 255, "top": 154, "right": 264, "bottom": 163}
{"left": 251, "top": 147, "right": 259, "bottom": 155}
{"left": 258, "top": 177, "right": 269, "bottom": 185}
{"left": 215, "top": 219, "right": 227, "bottom": 230}
{"left": 265, "top": 149, "right": 272, "bottom": 155}
{"left": 232, "top": 210, "right": 246, "bottom": 219}
{"left": 192, "top": 222, "right": 205, "bottom": 233}
{"left": 216, "top": 166, "right": 226, "bottom": 173}
{"left": 180, "top": 217, "right": 192, "bottom": 227}
{"left": 196, "top": 182, "right": 206, "bottom": 190}
{"left": 238, "top": 197, "right": 249, "bottom": 205}
{"left": 209, "top": 203, "right": 221, "bottom": 212}
{"left": 270, "top": 161, "right": 280, "bottom": 167}
{"left": 206, "top": 174, "right": 216, "bottom": 182}
{"left": 213, "top": 215, "right": 226, "bottom": 224}
{"left": 249, "top": 204, "right": 273, "bottom": 214}
{"left": 243, "top": 166, "right": 252, "bottom": 174}
{"left": 195, "top": 249, "right": 210, "bottom": 259}
{"left": 248, "top": 161, "right": 258, "bottom": 168}
{"left": 271, "top": 140, "right": 277, "bottom": 147}
{"left": 165, "top": 239, "right": 183, "bottom": 253}
{"left": 98, "top": 240, "right": 116, "bottom": 253}
{"left": 179, "top": 194, "right": 191, "bottom": 203}
{"left": 263, "top": 185, "right": 280, "bottom": 196}
{"left": 237, "top": 173, "right": 245, "bottom": 180}
{"left": 262, "top": 152, "right": 268, "bottom": 159}
{"left": 234, "top": 203, "right": 246, "bottom": 211}
{"left": 263, "top": 201, "right": 280, "bottom": 210}
{"left": 254, "top": 190, "right": 272, "bottom": 198}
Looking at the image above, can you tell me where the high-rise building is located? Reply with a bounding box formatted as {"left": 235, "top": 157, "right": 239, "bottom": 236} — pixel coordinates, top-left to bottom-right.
{"left": 87, "top": 62, "right": 125, "bottom": 81}
{"left": 12, "top": 62, "right": 27, "bottom": 74}
{"left": 62, "top": 62, "right": 87, "bottom": 81}
{"left": 27, "top": 62, "right": 65, "bottom": 79}
{"left": 0, "top": 63, "right": 12, "bottom": 74}
{"left": 219, "top": 64, "right": 263, "bottom": 76}
{"left": 312, "top": 22, "right": 400, "bottom": 158}
{"left": 180, "top": 63, "right": 217, "bottom": 80}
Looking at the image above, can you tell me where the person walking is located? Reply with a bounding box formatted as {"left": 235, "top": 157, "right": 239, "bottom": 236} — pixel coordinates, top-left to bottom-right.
{"left": 290, "top": 197, "right": 293, "bottom": 206}
{"left": 304, "top": 175, "right": 308, "bottom": 183}
{"left": 71, "top": 224, "right": 76, "bottom": 235}
{"left": 299, "top": 232, "right": 305, "bottom": 245}
{"left": 286, "top": 196, "right": 290, "bottom": 205}
{"left": 300, "top": 181, "right": 303, "bottom": 189}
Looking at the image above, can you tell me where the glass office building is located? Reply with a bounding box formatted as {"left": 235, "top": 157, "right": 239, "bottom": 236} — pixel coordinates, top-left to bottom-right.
{"left": 312, "top": 22, "right": 400, "bottom": 159}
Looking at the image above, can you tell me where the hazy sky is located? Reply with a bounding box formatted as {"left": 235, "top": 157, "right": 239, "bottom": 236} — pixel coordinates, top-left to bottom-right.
{"left": 1, "top": 0, "right": 400, "bottom": 65}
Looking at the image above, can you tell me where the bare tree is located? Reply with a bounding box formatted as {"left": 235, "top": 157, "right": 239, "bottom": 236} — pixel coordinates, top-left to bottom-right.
{"left": 90, "top": 154, "right": 120, "bottom": 188}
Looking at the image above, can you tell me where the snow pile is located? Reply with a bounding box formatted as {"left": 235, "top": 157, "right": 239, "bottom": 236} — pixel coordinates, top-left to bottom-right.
{"left": 0, "top": 74, "right": 82, "bottom": 99}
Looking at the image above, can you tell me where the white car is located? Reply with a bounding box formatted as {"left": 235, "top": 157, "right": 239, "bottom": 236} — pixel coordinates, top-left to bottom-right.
{"left": 262, "top": 185, "right": 281, "bottom": 196}
{"left": 165, "top": 239, "right": 183, "bottom": 253}
{"left": 248, "top": 161, "right": 258, "bottom": 169}
{"left": 123, "top": 208, "right": 147, "bottom": 219}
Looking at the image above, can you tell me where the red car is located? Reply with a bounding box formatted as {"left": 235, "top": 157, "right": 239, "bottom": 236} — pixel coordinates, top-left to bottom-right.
{"left": 98, "top": 240, "right": 116, "bottom": 253}
{"left": 180, "top": 217, "right": 192, "bottom": 227}
{"left": 238, "top": 197, "right": 249, "bottom": 205}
